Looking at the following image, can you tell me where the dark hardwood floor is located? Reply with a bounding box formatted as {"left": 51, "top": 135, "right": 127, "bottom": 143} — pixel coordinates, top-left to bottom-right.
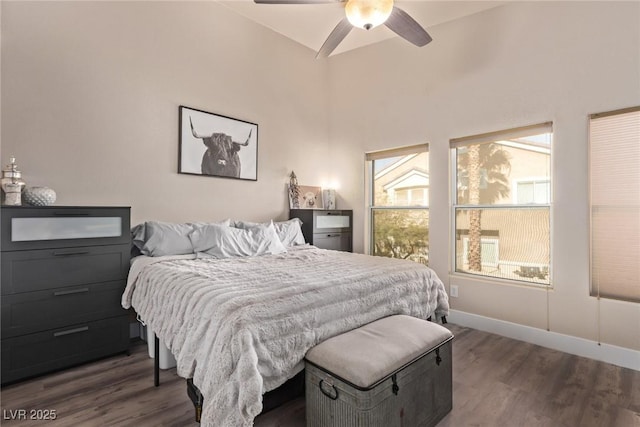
{"left": 1, "top": 324, "right": 638, "bottom": 426}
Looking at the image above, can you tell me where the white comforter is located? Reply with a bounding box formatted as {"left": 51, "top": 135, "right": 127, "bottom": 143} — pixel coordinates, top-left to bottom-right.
{"left": 122, "top": 246, "right": 449, "bottom": 426}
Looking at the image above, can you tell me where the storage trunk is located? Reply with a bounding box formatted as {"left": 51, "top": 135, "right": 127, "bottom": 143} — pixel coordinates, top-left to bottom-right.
{"left": 305, "top": 338, "right": 452, "bottom": 427}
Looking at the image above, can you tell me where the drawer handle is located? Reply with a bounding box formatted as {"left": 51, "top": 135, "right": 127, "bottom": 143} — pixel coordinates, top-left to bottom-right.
{"left": 54, "top": 288, "right": 89, "bottom": 296}
{"left": 53, "top": 250, "right": 90, "bottom": 256}
{"left": 53, "top": 326, "right": 89, "bottom": 337}
{"left": 326, "top": 234, "right": 340, "bottom": 238}
{"left": 53, "top": 212, "right": 90, "bottom": 216}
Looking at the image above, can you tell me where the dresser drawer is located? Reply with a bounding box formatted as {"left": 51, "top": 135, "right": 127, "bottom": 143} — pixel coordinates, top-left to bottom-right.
{"left": 311, "top": 210, "right": 352, "bottom": 233}
{"left": 289, "top": 209, "right": 352, "bottom": 233}
{"left": 1, "top": 206, "right": 130, "bottom": 252}
{"left": 313, "top": 232, "right": 352, "bottom": 252}
{"left": 1, "top": 316, "right": 129, "bottom": 385}
{"left": 1, "top": 281, "right": 127, "bottom": 338}
{"left": 1, "top": 244, "right": 129, "bottom": 295}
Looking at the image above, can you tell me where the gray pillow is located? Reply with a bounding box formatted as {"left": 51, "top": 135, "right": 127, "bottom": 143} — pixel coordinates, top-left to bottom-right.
{"left": 131, "top": 223, "right": 147, "bottom": 253}
{"left": 140, "top": 221, "right": 196, "bottom": 257}
{"left": 132, "top": 219, "right": 231, "bottom": 257}
{"left": 190, "top": 221, "right": 287, "bottom": 258}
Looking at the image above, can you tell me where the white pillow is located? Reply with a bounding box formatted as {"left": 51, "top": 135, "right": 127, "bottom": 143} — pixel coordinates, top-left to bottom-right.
{"left": 190, "top": 221, "right": 287, "bottom": 259}
{"left": 273, "top": 218, "right": 306, "bottom": 246}
{"left": 234, "top": 218, "right": 306, "bottom": 247}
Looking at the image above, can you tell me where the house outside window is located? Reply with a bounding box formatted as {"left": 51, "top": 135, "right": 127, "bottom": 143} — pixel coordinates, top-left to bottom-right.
{"left": 451, "top": 123, "right": 552, "bottom": 285}
{"left": 590, "top": 107, "right": 640, "bottom": 302}
{"left": 462, "top": 237, "right": 499, "bottom": 267}
{"left": 392, "top": 187, "right": 428, "bottom": 206}
{"left": 366, "top": 144, "right": 429, "bottom": 265}
{"left": 515, "top": 179, "right": 550, "bottom": 204}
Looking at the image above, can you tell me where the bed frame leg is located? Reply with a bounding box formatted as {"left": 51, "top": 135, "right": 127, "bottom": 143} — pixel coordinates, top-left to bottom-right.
{"left": 187, "top": 379, "right": 203, "bottom": 423}
{"left": 154, "top": 333, "right": 160, "bottom": 387}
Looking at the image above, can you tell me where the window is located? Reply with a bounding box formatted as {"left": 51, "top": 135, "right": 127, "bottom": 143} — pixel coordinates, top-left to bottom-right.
{"left": 590, "top": 107, "right": 640, "bottom": 302}
{"left": 451, "top": 123, "right": 552, "bottom": 285}
{"left": 516, "top": 179, "right": 550, "bottom": 204}
{"left": 367, "top": 144, "right": 429, "bottom": 265}
{"left": 393, "top": 187, "right": 428, "bottom": 206}
{"left": 462, "top": 237, "right": 499, "bottom": 267}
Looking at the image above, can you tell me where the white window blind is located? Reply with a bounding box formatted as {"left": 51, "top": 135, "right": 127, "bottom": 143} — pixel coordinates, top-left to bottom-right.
{"left": 590, "top": 107, "right": 640, "bottom": 302}
{"left": 365, "top": 143, "right": 428, "bottom": 161}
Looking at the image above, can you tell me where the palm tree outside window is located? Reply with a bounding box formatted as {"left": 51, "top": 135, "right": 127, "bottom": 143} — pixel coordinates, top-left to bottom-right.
{"left": 451, "top": 123, "right": 552, "bottom": 285}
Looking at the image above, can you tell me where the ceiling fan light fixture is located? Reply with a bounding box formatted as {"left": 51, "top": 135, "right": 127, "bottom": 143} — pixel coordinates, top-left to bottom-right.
{"left": 345, "top": 0, "right": 394, "bottom": 31}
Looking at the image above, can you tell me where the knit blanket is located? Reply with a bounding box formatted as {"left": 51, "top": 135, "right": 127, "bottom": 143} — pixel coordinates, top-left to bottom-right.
{"left": 122, "top": 246, "right": 449, "bottom": 426}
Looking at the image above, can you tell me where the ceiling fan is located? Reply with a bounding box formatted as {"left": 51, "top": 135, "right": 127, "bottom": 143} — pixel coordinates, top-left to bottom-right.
{"left": 254, "top": 0, "right": 432, "bottom": 58}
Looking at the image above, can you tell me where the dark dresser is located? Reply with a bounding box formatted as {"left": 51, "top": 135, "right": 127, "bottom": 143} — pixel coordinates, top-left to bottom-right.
{"left": 1, "top": 206, "right": 131, "bottom": 384}
{"left": 289, "top": 209, "right": 352, "bottom": 252}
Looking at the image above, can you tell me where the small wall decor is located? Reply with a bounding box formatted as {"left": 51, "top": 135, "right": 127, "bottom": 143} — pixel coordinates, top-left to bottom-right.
{"left": 289, "top": 184, "right": 323, "bottom": 209}
{"left": 179, "top": 106, "right": 258, "bottom": 181}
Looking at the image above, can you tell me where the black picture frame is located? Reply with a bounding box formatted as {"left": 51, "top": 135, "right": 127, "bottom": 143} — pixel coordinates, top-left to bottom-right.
{"left": 178, "top": 105, "right": 258, "bottom": 181}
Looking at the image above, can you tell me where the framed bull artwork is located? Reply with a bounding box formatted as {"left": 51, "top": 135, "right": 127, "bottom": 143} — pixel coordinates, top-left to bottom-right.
{"left": 179, "top": 106, "right": 258, "bottom": 181}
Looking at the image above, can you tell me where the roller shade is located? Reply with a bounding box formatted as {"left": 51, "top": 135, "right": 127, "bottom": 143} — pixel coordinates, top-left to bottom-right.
{"left": 450, "top": 122, "right": 553, "bottom": 149}
{"left": 365, "top": 143, "right": 428, "bottom": 161}
{"left": 590, "top": 107, "right": 640, "bottom": 302}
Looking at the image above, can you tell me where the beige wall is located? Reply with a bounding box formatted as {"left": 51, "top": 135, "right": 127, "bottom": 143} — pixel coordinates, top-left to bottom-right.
{"left": 1, "top": 1, "right": 333, "bottom": 226}
{"left": 327, "top": 2, "right": 640, "bottom": 350}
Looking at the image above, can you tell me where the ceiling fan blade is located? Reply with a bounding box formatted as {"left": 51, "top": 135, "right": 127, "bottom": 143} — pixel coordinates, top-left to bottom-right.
{"left": 316, "top": 17, "right": 352, "bottom": 58}
{"left": 254, "top": 0, "right": 341, "bottom": 4}
{"left": 384, "top": 6, "right": 432, "bottom": 47}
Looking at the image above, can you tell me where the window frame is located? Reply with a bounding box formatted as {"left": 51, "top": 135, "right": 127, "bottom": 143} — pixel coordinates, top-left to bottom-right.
{"left": 449, "top": 122, "right": 553, "bottom": 287}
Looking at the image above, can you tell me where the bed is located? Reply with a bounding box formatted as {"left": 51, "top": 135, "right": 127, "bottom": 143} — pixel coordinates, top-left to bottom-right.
{"left": 122, "top": 220, "right": 449, "bottom": 427}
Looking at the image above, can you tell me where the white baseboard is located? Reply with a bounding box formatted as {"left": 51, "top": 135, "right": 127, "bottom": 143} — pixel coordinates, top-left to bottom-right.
{"left": 447, "top": 309, "right": 640, "bottom": 371}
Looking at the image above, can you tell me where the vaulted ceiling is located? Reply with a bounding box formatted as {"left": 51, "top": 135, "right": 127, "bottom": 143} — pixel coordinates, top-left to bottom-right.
{"left": 220, "top": 1, "right": 505, "bottom": 56}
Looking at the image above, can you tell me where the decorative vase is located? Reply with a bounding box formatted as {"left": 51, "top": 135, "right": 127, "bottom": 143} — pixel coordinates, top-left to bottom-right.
{"left": 323, "top": 189, "right": 336, "bottom": 210}
{"left": 2, "top": 181, "right": 23, "bottom": 206}
{"left": 1, "top": 156, "right": 26, "bottom": 205}
{"left": 24, "top": 186, "right": 56, "bottom": 206}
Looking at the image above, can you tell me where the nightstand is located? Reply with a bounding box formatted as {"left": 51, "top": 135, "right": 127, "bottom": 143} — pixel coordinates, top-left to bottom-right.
{"left": 289, "top": 209, "right": 352, "bottom": 252}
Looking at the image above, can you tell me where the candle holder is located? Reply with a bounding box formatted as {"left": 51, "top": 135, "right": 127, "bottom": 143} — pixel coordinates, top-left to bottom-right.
{"left": 1, "top": 157, "right": 25, "bottom": 206}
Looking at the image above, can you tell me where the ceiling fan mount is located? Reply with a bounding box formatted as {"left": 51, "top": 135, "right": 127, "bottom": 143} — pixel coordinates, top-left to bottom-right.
{"left": 254, "top": 0, "right": 432, "bottom": 58}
